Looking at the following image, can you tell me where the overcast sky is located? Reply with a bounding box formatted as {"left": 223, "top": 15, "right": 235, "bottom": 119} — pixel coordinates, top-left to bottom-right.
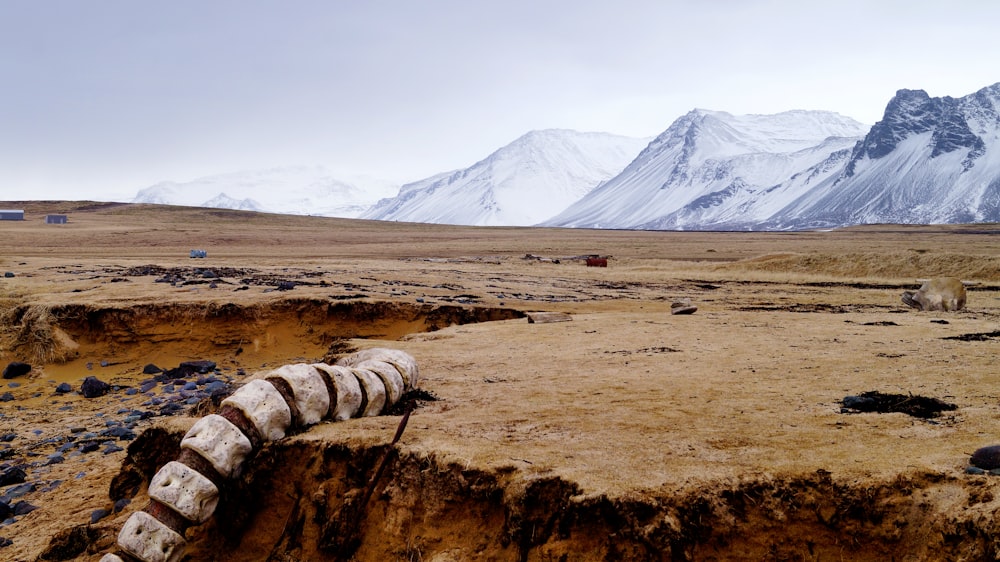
{"left": 3, "top": 0, "right": 999, "bottom": 200}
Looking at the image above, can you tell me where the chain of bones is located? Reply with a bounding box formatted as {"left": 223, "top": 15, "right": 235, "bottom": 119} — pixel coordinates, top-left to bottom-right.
{"left": 100, "top": 347, "right": 419, "bottom": 562}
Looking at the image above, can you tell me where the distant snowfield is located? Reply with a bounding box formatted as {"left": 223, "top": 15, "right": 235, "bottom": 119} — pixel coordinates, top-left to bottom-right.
{"left": 131, "top": 165, "right": 400, "bottom": 218}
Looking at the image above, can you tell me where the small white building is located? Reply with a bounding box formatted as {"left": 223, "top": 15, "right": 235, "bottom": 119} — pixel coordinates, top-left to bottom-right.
{"left": 0, "top": 209, "right": 24, "bottom": 221}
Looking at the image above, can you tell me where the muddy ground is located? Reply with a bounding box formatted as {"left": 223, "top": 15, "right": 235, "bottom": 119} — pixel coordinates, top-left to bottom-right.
{"left": 1, "top": 201, "right": 1000, "bottom": 561}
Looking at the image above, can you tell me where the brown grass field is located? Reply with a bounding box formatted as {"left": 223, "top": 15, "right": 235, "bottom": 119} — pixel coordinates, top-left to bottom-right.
{"left": 1, "top": 200, "right": 1000, "bottom": 561}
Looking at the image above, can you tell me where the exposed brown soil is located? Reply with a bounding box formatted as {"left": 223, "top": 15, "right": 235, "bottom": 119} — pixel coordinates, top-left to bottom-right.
{"left": 2, "top": 202, "right": 1000, "bottom": 561}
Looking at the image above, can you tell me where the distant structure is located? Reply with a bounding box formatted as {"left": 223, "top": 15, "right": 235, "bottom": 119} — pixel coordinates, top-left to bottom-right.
{"left": 190, "top": 249, "right": 207, "bottom": 258}
{"left": 0, "top": 209, "right": 24, "bottom": 221}
{"left": 45, "top": 214, "right": 68, "bottom": 224}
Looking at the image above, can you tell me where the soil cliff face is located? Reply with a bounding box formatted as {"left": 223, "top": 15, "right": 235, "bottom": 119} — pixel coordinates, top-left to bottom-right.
{"left": 84, "top": 425, "right": 1000, "bottom": 562}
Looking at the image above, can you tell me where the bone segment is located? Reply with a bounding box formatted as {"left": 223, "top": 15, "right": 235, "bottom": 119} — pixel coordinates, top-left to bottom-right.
{"left": 117, "top": 510, "right": 187, "bottom": 562}
{"left": 268, "top": 364, "right": 331, "bottom": 427}
{"left": 180, "top": 414, "right": 253, "bottom": 479}
{"left": 312, "top": 363, "right": 364, "bottom": 421}
{"left": 111, "top": 348, "right": 417, "bottom": 561}
{"left": 147, "top": 461, "right": 220, "bottom": 524}
{"left": 355, "top": 359, "right": 404, "bottom": 407}
{"left": 338, "top": 347, "right": 419, "bottom": 388}
{"left": 220, "top": 379, "right": 292, "bottom": 441}
{"left": 351, "top": 367, "right": 387, "bottom": 417}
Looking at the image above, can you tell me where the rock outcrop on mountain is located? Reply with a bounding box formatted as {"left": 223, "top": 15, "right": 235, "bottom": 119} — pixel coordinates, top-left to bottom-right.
{"left": 547, "top": 83, "right": 1000, "bottom": 230}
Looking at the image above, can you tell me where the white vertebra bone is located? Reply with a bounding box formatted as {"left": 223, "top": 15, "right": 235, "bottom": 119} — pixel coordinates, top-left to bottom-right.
{"left": 180, "top": 414, "right": 253, "bottom": 479}
{"left": 337, "top": 347, "right": 419, "bottom": 388}
{"left": 312, "top": 363, "right": 363, "bottom": 421}
{"left": 351, "top": 367, "right": 387, "bottom": 417}
{"left": 356, "top": 359, "right": 405, "bottom": 407}
{"left": 117, "top": 510, "right": 186, "bottom": 562}
{"left": 148, "top": 461, "right": 220, "bottom": 524}
{"left": 221, "top": 379, "right": 292, "bottom": 441}
{"left": 268, "top": 364, "right": 331, "bottom": 427}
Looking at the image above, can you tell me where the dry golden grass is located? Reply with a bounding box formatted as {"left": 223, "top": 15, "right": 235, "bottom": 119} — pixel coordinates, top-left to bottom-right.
{"left": 1, "top": 201, "right": 1000, "bottom": 561}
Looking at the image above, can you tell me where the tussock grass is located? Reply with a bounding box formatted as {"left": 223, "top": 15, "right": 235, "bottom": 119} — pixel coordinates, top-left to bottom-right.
{"left": 714, "top": 251, "right": 1000, "bottom": 282}
{"left": 6, "top": 304, "right": 80, "bottom": 364}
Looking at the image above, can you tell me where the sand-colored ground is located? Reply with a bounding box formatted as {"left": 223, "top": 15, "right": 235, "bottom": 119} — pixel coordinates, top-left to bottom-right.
{"left": 1, "top": 201, "right": 1000, "bottom": 561}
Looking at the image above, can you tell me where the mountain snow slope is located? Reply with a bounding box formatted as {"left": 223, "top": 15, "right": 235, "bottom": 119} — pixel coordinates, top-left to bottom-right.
{"left": 361, "top": 129, "right": 649, "bottom": 226}
{"left": 764, "top": 83, "right": 1000, "bottom": 228}
{"left": 132, "top": 166, "right": 399, "bottom": 218}
{"left": 543, "top": 110, "right": 870, "bottom": 230}
{"left": 548, "top": 83, "right": 1000, "bottom": 231}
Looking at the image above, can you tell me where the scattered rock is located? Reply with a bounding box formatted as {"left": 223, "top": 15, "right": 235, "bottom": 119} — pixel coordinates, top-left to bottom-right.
{"left": 12, "top": 500, "right": 37, "bottom": 516}
{"left": 0, "top": 392, "right": 13, "bottom": 402}
{"left": 841, "top": 391, "right": 957, "bottom": 419}
{"left": 0, "top": 466, "right": 27, "bottom": 487}
{"left": 0, "top": 501, "right": 11, "bottom": 520}
{"left": 90, "top": 508, "right": 110, "bottom": 524}
{"left": 80, "top": 376, "right": 110, "bottom": 398}
{"left": 670, "top": 302, "right": 698, "bottom": 315}
{"left": 970, "top": 445, "right": 1000, "bottom": 470}
{"left": 54, "top": 383, "right": 72, "bottom": 394}
{"left": 2, "top": 362, "right": 31, "bottom": 380}
{"left": 142, "top": 363, "right": 163, "bottom": 375}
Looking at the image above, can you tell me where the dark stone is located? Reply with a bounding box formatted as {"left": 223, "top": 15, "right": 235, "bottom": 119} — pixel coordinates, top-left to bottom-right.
{"left": 12, "top": 500, "right": 36, "bottom": 516}
{"left": 80, "top": 376, "right": 110, "bottom": 399}
{"left": 103, "top": 444, "right": 123, "bottom": 454}
{"left": 45, "top": 454, "right": 65, "bottom": 465}
{"left": 100, "top": 426, "right": 136, "bottom": 441}
{"left": 124, "top": 387, "right": 138, "bottom": 395}
{"left": 79, "top": 442, "right": 99, "bottom": 454}
{"left": 0, "top": 393, "right": 13, "bottom": 402}
{"left": 0, "top": 501, "right": 10, "bottom": 520}
{"left": 2, "top": 362, "right": 30, "bottom": 380}
{"left": 277, "top": 281, "right": 296, "bottom": 291}
{"left": 3, "top": 272, "right": 13, "bottom": 278}
{"left": 160, "top": 402, "right": 184, "bottom": 416}
{"left": 113, "top": 498, "right": 131, "bottom": 512}
{"left": 142, "top": 363, "right": 162, "bottom": 374}
{"left": 971, "top": 445, "right": 1000, "bottom": 470}
{"left": 1, "top": 482, "right": 34, "bottom": 500}
{"left": 90, "top": 508, "right": 110, "bottom": 524}
{"left": 139, "top": 381, "right": 157, "bottom": 393}
{"left": 0, "top": 537, "right": 10, "bottom": 548}
{"left": 0, "top": 433, "right": 14, "bottom": 442}
{"left": 54, "top": 383, "right": 72, "bottom": 394}
{"left": 0, "top": 466, "right": 26, "bottom": 487}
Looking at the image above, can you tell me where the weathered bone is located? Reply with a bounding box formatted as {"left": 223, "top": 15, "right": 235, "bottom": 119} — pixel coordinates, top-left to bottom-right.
{"left": 117, "top": 510, "right": 186, "bottom": 562}
{"left": 351, "top": 367, "right": 387, "bottom": 417}
{"left": 312, "top": 363, "right": 364, "bottom": 421}
{"left": 110, "top": 348, "right": 419, "bottom": 562}
{"left": 180, "top": 414, "right": 253, "bottom": 479}
{"left": 338, "top": 347, "right": 419, "bottom": 388}
{"left": 267, "top": 364, "right": 331, "bottom": 427}
{"left": 147, "top": 461, "right": 220, "bottom": 524}
{"left": 220, "top": 379, "right": 292, "bottom": 441}
{"left": 356, "top": 359, "right": 405, "bottom": 407}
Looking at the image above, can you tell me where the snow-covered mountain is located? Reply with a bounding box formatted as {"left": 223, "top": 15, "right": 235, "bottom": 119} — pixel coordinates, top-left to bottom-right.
{"left": 132, "top": 166, "right": 399, "bottom": 218}
{"left": 547, "top": 83, "right": 1000, "bottom": 230}
{"left": 764, "top": 83, "right": 1000, "bottom": 228}
{"left": 543, "top": 110, "right": 871, "bottom": 229}
{"left": 361, "top": 129, "right": 650, "bottom": 226}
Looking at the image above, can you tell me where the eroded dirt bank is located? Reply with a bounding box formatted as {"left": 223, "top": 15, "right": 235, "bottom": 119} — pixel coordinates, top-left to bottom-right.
{"left": 49, "top": 423, "right": 1000, "bottom": 561}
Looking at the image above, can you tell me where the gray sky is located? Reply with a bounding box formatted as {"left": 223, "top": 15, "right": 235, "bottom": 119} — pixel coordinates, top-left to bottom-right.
{"left": 3, "top": 0, "right": 999, "bottom": 200}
